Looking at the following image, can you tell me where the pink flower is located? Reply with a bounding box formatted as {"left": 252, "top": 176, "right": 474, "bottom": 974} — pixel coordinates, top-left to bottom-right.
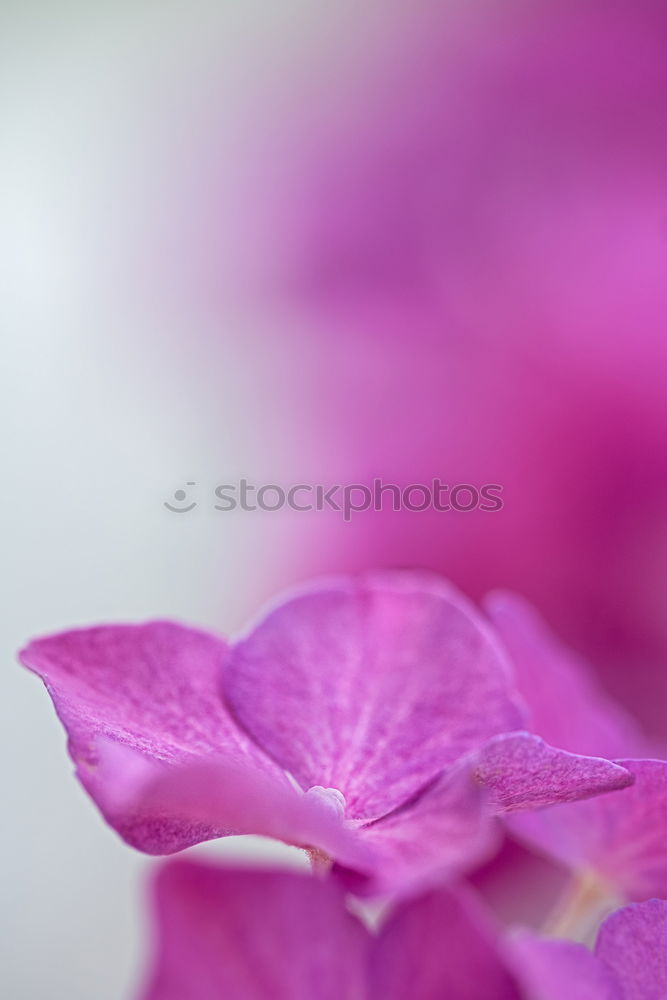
{"left": 19, "top": 572, "right": 631, "bottom": 896}
{"left": 140, "top": 858, "right": 520, "bottom": 1000}
{"left": 140, "top": 859, "right": 667, "bottom": 1000}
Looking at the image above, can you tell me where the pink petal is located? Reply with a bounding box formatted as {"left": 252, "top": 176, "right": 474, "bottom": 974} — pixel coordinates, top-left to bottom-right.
{"left": 336, "top": 760, "right": 500, "bottom": 898}
{"left": 126, "top": 752, "right": 374, "bottom": 867}
{"left": 371, "top": 887, "right": 520, "bottom": 1000}
{"left": 595, "top": 899, "right": 667, "bottom": 1000}
{"left": 510, "top": 934, "right": 621, "bottom": 1000}
{"left": 468, "top": 835, "right": 571, "bottom": 929}
{"left": 224, "top": 572, "right": 526, "bottom": 822}
{"left": 510, "top": 759, "right": 667, "bottom": 901}
{"left": 485, "top": 592, "right": 648, "bottom": 758}
{"left": 473, "top": 732, "right": 633, "bottom": 813}
{"left": 20, "top": 622, "right": 282, "bottom": 852}
{"left": 509, "top": 905, "right": 667, "bottom": 1000}
{"left": 338, "top": 736, "right": 631, "bottom": 898}
{"left": 140, "top": 861, "right": 368, "bottom": 1000}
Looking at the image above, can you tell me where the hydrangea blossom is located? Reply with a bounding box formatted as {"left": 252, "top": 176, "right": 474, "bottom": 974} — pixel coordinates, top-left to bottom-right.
{"left": 141, "top": 861, "right": 667, "bottom": 1000}
{"left": 140, "top": 859, "right": 520, "bottom": 1000}
{"left": 19, "top": 572, "right": 631, "bottom": 896}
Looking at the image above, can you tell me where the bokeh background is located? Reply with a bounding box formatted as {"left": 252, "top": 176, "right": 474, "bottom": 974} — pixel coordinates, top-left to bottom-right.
{"left": 4, "top": 1, "right": 667, "bottom": 996}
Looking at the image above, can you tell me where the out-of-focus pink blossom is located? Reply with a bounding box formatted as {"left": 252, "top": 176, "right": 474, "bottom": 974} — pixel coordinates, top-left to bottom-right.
{"left": 141, "top": 861, "right": 667, "bottom": 1000}
{"left": 242, "top": 0, "right": 667, "bottom": 738}
{"left": 140, "top": 859, "right": 521, "bottom": 1000}
{"left": 484, "top": 592, "right": 652, "bottom": 760}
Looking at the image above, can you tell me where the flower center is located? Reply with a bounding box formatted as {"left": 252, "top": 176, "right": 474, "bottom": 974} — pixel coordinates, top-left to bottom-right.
{"left": 543, "top": 870, "right": 623, "bottom": 945}
{"left": 304, "top": 785, "right": 347, "bottom": 818}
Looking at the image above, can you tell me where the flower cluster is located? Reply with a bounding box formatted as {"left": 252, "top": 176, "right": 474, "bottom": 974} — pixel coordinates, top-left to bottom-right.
{"left": 21, "top": 572, "right": 667, "bottom": 997}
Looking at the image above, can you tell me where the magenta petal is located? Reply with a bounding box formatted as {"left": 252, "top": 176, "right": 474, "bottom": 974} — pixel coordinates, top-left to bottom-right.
{"left": 485, "top": 593, "right": 647, "bottom": 758}
{"left": 472, "top": 732, "right": 633, "bottom": 813}
{"left": 225, "top": 572, "right": 526, "bottom": 821}
{"left": 371, "top": 888, "right": 520, "bottom": 1000}
{"left": 336, "top": 760, "right": 500, "bottom": 897}
{"left": 20, "top": 622, "right": 281, "bottom": 852}
{"left": 141, "top": 861, "right": 368, "bottom": 1000}
{"left": 128, "top": 753, "right": 374, "bottom": 866}
{"left": 510, "top": 934, "right": 621, "bottom": 1000}
{"left": 510, "top": 759, "right": 667, "bottom": 901}
{"left": 336, "top": 735, "right": 631, "bottom": 898}
{"left": 595, "top": 899, "right": 667, "bottom": 1000}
